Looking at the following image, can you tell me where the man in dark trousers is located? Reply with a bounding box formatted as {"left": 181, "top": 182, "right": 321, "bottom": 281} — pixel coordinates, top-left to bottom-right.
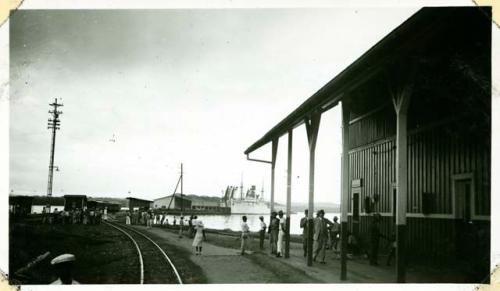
{"left": 313, "top": 210, "right": 333, "bottom": 264}
{"left": 300, "top": 209, "right": 308, "bottom": 257}
{"left": 369, "top": 213, "right": 382, "bottom": 266}
{"left": 329, "top": 216, "right": 341, "bottom": 251}
{"left": 386, "top": 231, "right": 396, "bottom": 266}
{"left": 268, "top": 211, "right": 279, "bottom": 255}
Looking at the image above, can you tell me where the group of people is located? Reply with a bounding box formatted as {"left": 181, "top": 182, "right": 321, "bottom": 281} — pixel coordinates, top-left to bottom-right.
{"left": 298, "top": 210, "right": 394, "bottom": 266}
{"left": 42, "top": 207, "right": 107, "bottom": 225}
{"left": 125, "top": 210, "right": 192, "bottom": 230}
{"left": 241, "top": 210, "right": 287, "bottom": 257}
{"left": 124, "top": 208, "right": 391, "bottom": 266}
{"left": 240, "top": 209, "right": 339, "bottom": 261}
{"left": 299, "top": 209, "right": 340, "bottom": 264}
{"left": 124, "top": 210, "right": 207, "bottom": 255}
{"left": 125, "top": 210, "right": 156, "bottom": 227}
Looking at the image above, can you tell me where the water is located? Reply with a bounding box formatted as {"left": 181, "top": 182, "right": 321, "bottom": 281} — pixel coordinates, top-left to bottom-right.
{"left": 156, "top": 212, "right": 340, "bottom": 235}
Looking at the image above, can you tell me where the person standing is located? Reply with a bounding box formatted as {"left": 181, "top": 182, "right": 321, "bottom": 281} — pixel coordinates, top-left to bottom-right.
{"left": 125, "top": 211, "right": 131, "bottom": 225}
{"left": 313, "top": 210, "right": 332, "bottom": 264}
{"left": 369, "top": 213, "right": 382, "bottom": 266}
{"left": 142, "top": 211, "right": 147, "bottom": 226}
{"left": 188, "top": 215, "right": 194, "bottom": 238}
{"left": 179, "top": 216, "right": 184, "bottom": 238}
{"left": 147, "top": 210, "right": 154, "bottom": 228}
{"left": 103, "top": 207, "right": 108, "bottom": 221}
{"left": 240, "top": 216, "right": 250, "bottom": 255}
{"left": 386, "top": 232, "right": 396, "bottom": 266}
{"left": 258, "top": 216, "right": 266, "bottom": 250}
{"left": 347, "top": 231, "right": 359, "bottom": 256}
{"left": 192, "top": 219, "right": 205, "bottom": 255}
{"left": 82, "top": 208, "right": 88, "bottom": 225}
{"left": 300, "top": 209, "right": 309, "bottom": 257}
{"left": 330, "top": 216, "right": 341, "bottom": 251}
{"left": 50, "top": 254, "right": 79, "bottom": 284}
{"left": 96, "top": 209, "right": 102, "bottom": 224}
{"left": 42, "top": 206, "right": 48, "bottom": 224}
{"left": 268, "top": 212, "right": 279, "bottom": 255}
{"left": 276, "top": 210, "right": 286, "bottom": 257}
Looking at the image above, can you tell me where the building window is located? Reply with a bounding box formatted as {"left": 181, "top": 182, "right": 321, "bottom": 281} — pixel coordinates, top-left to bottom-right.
{"left": 422, "top": 192, "right": 435, "bottom": 215}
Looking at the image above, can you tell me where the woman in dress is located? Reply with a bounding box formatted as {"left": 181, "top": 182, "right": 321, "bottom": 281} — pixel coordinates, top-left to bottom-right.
{"left": 240, "top": 216, "right": 250, "bottom": 255}
{"left": 125, "top": 211, "right": 131, "bottom": 225}
{"left": 192, "top": 219, "right": 204, "bottom": 255}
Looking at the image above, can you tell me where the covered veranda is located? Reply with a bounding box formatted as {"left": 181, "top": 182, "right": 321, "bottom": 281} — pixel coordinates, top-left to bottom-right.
{"left": 243, "top": 7, "right": 490, "bottom": 283}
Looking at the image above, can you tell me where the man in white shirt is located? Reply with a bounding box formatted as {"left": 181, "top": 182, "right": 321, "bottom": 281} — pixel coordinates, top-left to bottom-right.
{"left": 259, "top": 216, "right": 267, "bottom": 250}
{"left": 241, "top": 216, "right": 250, "bottom": 255}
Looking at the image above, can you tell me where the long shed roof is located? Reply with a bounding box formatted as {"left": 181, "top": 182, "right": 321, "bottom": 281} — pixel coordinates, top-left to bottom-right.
{"left": 244, "top": 7, "right": 485, "bottom": 155}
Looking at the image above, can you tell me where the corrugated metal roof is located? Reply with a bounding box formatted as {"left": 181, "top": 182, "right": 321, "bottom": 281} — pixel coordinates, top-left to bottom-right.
{"left": 32, "top": 196, "right": 65, "bottom": 205}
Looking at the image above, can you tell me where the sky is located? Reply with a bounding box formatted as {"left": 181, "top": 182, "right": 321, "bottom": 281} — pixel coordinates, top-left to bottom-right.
{"left": 9, "top": 7, "right": 420, "bottom": 204}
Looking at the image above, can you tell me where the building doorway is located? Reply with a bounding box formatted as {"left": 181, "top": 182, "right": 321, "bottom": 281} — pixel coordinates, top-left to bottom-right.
{"left": 352, "top": 190, "right": 360, "bottom": 237}
{"left": 452, "top": 174, "right": 489, "bottom": 281}
{"left": 454, "top": 177, "right": 475, "bottom": 260}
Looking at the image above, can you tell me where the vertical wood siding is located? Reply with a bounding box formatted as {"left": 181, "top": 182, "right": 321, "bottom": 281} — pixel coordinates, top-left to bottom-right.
{"left": 348, "top": 117, "right": 490, "bottom": 216}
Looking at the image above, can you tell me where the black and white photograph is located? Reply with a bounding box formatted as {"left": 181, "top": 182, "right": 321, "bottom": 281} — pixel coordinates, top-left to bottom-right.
{"left": 1, "top": 0, "right": 497, "bottom": 287}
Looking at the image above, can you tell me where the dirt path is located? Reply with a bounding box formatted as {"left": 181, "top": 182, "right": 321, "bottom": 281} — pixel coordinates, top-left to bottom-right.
{"left": 130, "top": 225, "right": 320, "bottom": 283}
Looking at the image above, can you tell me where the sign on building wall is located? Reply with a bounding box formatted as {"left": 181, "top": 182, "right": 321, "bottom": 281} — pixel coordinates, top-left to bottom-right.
{"left": 352, "top": 179, "right": 363, "bottom": 188}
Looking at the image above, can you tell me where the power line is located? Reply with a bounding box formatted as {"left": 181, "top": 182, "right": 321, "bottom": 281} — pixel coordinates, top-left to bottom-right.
{"left": 46, "top": 98, "right": 63, "bottom": 197}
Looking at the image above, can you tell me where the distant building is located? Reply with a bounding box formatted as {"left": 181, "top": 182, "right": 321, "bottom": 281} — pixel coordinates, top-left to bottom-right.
{"left": 152, "top": 194, "right": 191, "bottom": 210}
{"left": 189, "top": 196, "right": 221, "bottom": 211}
{"left": 126, "top": 197, "right": 153, "bottom": 211}
{"left": 31, "top": 196, "right": 65, "bottom": 214}
{"left": 87, "top": 200, "right": 121, "bottom": 212}
{"left": 63, "top": 195, "right": 87, "bottom": 211}
{"left": 9, "top": 195, "right": 34, "bottom": 216}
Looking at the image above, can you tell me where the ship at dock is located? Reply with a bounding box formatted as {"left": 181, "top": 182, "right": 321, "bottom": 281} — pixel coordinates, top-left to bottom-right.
{"left": 222, "top": 185, "right": 270, "bottom": 214}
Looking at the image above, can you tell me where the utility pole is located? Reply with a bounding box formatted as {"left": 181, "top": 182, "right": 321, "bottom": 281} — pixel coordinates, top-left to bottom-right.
{"left": 180, "top": 163, "right": 184, "bottom": 215}
{"left": 46, "top": 98, "right": 63, "bottom": 197}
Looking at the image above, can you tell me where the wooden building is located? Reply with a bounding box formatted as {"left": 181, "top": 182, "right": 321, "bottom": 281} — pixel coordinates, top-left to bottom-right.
{"left": 244, "top": 7, "right": 490, "bottom": 282}
{"left": 87, "top": 200, "right": 121, "bottom": 213}
{"left": 153, "top": 195, "right": 192, "bottom": 210}
{"left": 126, "top": 197, "right": 153, "bottom": 211}
{"left": 31, "top": 196, "right": 65, "bottom": 213}
{"left": 63, "top": 195, "right": 87, "bottom": 211}
{"left": 9, "top": 196, "right": 34, "bottom": 217}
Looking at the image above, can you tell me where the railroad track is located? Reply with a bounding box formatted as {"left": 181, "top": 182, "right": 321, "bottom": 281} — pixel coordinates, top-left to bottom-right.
{"left": 104, "top": 221, "right": 183, "bottom": 284}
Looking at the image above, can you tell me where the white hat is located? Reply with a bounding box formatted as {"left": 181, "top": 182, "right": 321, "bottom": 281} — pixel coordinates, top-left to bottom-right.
{"left": 51, "top": 254, "right": 76, "bottom": 265}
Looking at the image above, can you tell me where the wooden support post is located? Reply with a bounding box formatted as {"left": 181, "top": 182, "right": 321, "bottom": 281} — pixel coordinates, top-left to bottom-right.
{"left": 391, "top": 69, "right": 413, "bottom": 283}
{"left": 270, "top": 139, "right": 278, "bottom": 214}
{"left": 305, "top": 113, "right": 321, "bottom": 266}
{"left": 340, "top": 101, "right": 350, "bottom": 280}
{"left": 285, "top": 130, "right": 293, "bottom": 258}
{"left": 269, "top": 138, "right": 279, "bottom": 254}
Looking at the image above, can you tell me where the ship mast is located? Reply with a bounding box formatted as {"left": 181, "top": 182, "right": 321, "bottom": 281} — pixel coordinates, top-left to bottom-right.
{"left": 240, "top": 172, "right": 244, "bottom": 200}
{"left": 261, "top": 178, "right": 264, "bottom": 201}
